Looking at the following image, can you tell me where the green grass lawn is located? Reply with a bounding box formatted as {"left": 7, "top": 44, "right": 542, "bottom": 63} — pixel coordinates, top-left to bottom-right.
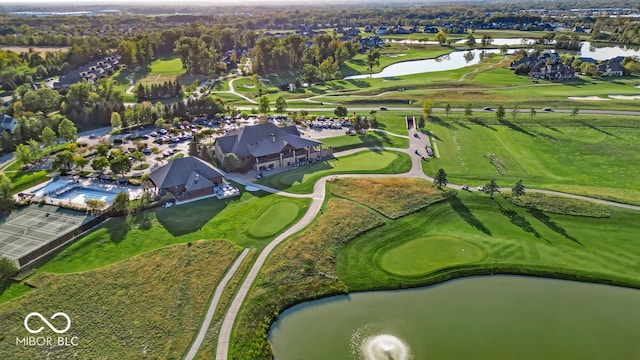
{"left": 0, "top": 240, "right": 240, "bottom": 359}
{"left": 338, "top": 192, "right": 640, "bottom": 291}
{"left": 379, "top": 235, "right": 486, "bottom": 276}
{"left": 248, "top": 201, "right": 300, "bottom": 238}
{"left": 38, "top": 192, "right": 309, "bottom": 274}
{"left": 5, "top": 170, "right": 49, "bottom": 194}
{"left": 320, "top": 132, "right": 408, "bottom": 152}
{"left": 421, "top": 115, "right": 640, "bottom": 205}
{"left": 257, "top": 150, "right": 411, "bottom": 194}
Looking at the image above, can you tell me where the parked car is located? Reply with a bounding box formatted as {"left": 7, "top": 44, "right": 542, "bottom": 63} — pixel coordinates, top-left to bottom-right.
{"left": 477, "top": 185, "right": 485, "bottom": 191}
{"left": 413, "top": 133, "right": 420, "bottom": 138}
{"left": 461, "top": 184, "right": 470, "bottom": 191}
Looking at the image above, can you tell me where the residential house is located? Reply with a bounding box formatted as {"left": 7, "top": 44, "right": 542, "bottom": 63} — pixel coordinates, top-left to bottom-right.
{"left": 597, "top": 62, "right": 625, "bottom": 77}
{"left": 530, "top": 62, "right": 575, "bottom": 81}
{"left": 360, "top": 36, "right": 385, "bottom": 48}
{"left": 375, "top": 26, "right": 389, "bottom": 35}
{"left": 214, "top": 123, "right": 332, "bottom": 172}
{"left": 0, "top": 113, "right": 16, "bottom": 133}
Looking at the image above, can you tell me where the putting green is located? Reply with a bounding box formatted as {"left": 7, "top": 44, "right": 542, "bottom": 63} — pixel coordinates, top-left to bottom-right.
{"left": 248, "top": 202, "right": 300, "bottom": 238}
{"left": 379, "top": 236, "right": 486, "bottom": 276}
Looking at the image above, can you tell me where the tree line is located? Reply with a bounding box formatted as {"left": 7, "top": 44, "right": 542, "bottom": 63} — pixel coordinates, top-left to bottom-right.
{"left": 135, "top": 81, "right": 183, "bottom": 101}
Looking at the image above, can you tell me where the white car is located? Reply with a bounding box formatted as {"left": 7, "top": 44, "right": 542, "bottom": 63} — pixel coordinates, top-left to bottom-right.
{"left": 477, "top": 185, "right": 485, "bottom": 191}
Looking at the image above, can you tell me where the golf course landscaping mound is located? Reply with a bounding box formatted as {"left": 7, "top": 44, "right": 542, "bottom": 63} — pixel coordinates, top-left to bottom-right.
{"left": 379, "top": 236, "right": 486, "bottom": 276}
{"left": 248, "top": 201, "right": 300, "bottom": 238}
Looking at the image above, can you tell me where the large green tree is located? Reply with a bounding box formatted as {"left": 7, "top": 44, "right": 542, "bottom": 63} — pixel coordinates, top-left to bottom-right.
{"left": 223, "top": 152, "right": 241, "bottom": 172}
{"left": 512, "top": 179, "right": 525, "bottom": 199}
{"left": 334, "top": 106, "right": 348, "bottom": 118}
{"left": 41, "top": 126, "right": 57, "bottom": 152}
{"left": 258, "top": 95, "right": 270, "bottom": 115}
{"left": 433, "top": 168, "right": 448, "bottom": 189}
{"left": 366, "top": 48, "right": 381, "bottom": 77}
{"left": 58, "top": 118, "right": 77, "bottom": 143}
{"left": 109, "top": 152, "right": 132, "bottom": 177}
{"left": 496, "top": 105, "right": 506, "bottom": 122}
{"left": 464, "top": 103, "right": 473, "bottom": 121}
{"left": 0, "top": 173, "right": 14, "bottom": 212}
{"left": 422, "top": 98, "right": 433, "bottom": 119}
{"left": 14, "top": 142, "right": 37, "bottom": 166}
{"left": 275, "top": 96, "right": 287, "bottom": 115}
{"left": 52, "top": 150, "right": 74, "bottom": 174}
{"left": 484, "top": 178, "right": 500, "bottom": 199}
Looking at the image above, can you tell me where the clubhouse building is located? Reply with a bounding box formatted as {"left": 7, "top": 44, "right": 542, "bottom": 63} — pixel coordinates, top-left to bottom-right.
{"left": 149, "top": 156, "right": 225, "bottom": 201}
{"left": 214, "top": 123, "right": 332, "bottom": 172}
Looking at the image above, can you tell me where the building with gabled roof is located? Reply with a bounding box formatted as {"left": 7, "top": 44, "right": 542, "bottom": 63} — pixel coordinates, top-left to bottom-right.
{"left": 149, "top": 156, "right": 224, "bottom": 199}
{"left": 0, "top": 113, "right": 16, "bottom": 133}
{"left": 214, "top": 122, "right": 331, "bottom": 172}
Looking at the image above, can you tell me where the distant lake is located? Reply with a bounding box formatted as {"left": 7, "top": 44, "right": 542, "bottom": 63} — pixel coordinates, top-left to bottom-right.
{"left": 345, "top": 49, "right": 502, "bottom": 79}
{"left": 573, "top": 41, "right": 640, "bottom": 60}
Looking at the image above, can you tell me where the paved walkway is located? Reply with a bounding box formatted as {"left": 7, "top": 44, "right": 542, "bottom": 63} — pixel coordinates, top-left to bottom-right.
{"left": 184, "top": 248, "right": 250, "bottom": 360}
{"left": 212, "top": 130, "right": 640, "bottom": 360}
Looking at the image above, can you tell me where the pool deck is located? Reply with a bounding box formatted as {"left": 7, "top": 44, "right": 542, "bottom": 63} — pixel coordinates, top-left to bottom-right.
{"left": 18, "top": 176, "right": 144, "bottom": 208}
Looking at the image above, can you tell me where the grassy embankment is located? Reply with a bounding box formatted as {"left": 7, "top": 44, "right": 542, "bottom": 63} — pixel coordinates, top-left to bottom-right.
{"left": 256, "top": 150, "right": 411, "bottom": 193}
{"left": 421, "top": 113, "right": 640, "bottom": 205}
{"left": 0, "top": 240, "right": 241, "bottom": 360}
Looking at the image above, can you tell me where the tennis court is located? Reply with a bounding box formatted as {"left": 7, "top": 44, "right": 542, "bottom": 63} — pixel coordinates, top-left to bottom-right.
{"left": 0, "top": 204, "right": 95, "bottom": 267}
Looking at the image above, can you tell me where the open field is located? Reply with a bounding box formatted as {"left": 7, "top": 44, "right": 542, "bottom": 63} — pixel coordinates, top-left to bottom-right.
{"left": 338, "top": 192, "right": 640, "bottom": 291}
{"left": 37, "top": 192, "right": 309, "bottom": 274}
{"left": 421, "top": 114, "right": 640, "bottom": 205}
{"left": 256, "top": 150, "right": 411, "bottom": 193}
{"left": 0, "top": 240, "right": 240, "bottom": 360}
{"left": 320, "top": 132, "right": 408, "bottom": 152}
{"left": 328, "top": 177, "right": 452, "bottom": 218}
{"left": 0, "top": 46, "right": 68, "bottom": 55}
{"left": 138, "top": 57, "right": 190, "bottom": 86}
{"left": 231, "top": 199, "right": 384, "bottom": 359}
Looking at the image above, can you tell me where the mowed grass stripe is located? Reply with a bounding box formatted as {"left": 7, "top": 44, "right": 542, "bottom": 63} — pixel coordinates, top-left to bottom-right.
{"left": 423, "top": 119, "right": 640, "bottom": 204}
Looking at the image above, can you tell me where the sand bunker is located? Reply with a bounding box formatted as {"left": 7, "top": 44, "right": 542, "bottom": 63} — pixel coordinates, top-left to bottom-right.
{"left": 383, "top": 54, "right": 407, "bottom": 58}
{"left": 608, "top": 95, "right": 640, "bottom": 100}
{"left": 567, "top": 96, "right": 610, "bottom": 101}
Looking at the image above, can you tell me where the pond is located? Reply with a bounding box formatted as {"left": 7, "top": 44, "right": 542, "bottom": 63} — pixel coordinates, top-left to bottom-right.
{"left": 574, "top": 41, "right": 640, "bottom": 61}
{"left": 269, "top": 276, "right": 640, "bottom": 360}
{"left": 344, "top": 49, "right": 502, "bottom": 79}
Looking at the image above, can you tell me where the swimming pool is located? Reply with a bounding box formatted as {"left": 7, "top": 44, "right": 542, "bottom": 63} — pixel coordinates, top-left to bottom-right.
{"left": 33, "top": 180, "right": 70, "bottom": 197}
{"left": 55, "top": 188, "right": 117, "bottom": 206}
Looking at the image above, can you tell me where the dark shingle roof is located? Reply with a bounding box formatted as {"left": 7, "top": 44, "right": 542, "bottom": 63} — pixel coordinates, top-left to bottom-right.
{"left": 149, "top": 156, "right": 223, "bottom": 189}
{"left": 216, "top": 123, "right": 321, "bottom": 157}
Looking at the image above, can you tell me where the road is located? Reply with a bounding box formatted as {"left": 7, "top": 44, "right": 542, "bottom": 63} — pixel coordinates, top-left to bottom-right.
{"left": 184, "top": 248, "right": 250, "bottom": 360}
